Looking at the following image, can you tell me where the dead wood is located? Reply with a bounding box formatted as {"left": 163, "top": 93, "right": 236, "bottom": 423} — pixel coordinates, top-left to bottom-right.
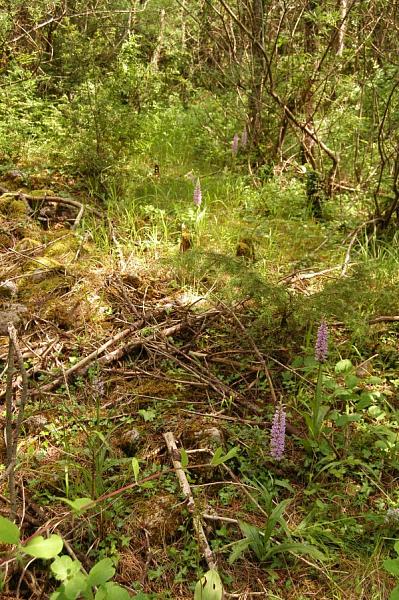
{"left": 4, "top": 324, "right": 29, "bottom": 518}
{"left": 163, "top": 431, "right": 218, "bottom": 571}
{"left": 32, "top": 307, "right": 220, "bottom": 396}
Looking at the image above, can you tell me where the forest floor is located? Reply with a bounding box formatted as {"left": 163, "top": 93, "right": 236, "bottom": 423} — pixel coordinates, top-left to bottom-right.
{"left": 0, "top": 165, "right": 398, "bottom": 600}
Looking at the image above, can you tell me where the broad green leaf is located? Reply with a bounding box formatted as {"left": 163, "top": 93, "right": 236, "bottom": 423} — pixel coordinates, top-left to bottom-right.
{"left": 335, "top": 413, "right": 361, "bottom": 427}
{"left": 228, "top": 538, "right": 250, "bottom": 564}
{"left": 335, "top": 359, "right": 353, "bottom": 374}
{"left": 87, "top": 558, "right": 115, "bottom": 587}
{"left": 239, "top": 521, "right": 266, "bottom": 561}
{"left": 138, "top": 409, "right": 156, "bottom": 422}
{"left": 95, "top": 582, "right": 132, "bottom": 599}
{"left": 63, "top": 571, "right": 88, "bottom": 600}
{"left": 390, "top": 585, "right": 399, "bottom": 600}
{"left": 194, "top": 569, "right": 223, "bottom": 600}
{"left": 394, "top": 541, "right": 399, "bottom": 555}
{"left": 264, "top": 541, "right": 325, "bottom": 562}
{"left": 180, "top": 448, "right": 189, "bottom": 468}
{"left": 384, "top": 558, "right": 399, "bottom": 577}
{"left": 23, "top": 534, "right": 63, "bottom": 559}
{"left": 263, "top": 499, "right": 291, "bottom": 542}
{"left": 51, "top": 555, "right": 81, "bottom": 582}
{"left": 344, "top": 374, "right": 359, "bottom": 389}
{"left": 210, "top": 446, "right": 238, "bottom": 466}
{"left": 131, "top": 457, "right": 140, "bottom": 483}
{"left": 59, "top": 497, "right": 93, "bottom": 514}
{"left": 210, "top": 447, "right": 223, "bottom": 465}
{"left": 0, "top": 515, "right": 20, "bottom": 544}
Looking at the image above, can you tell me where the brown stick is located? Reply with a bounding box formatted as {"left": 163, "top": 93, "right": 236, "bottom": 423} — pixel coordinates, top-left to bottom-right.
{"left": 32, "top": 308, "right": 219, "bottom": 395}
{"left": 163, "top": 431, "right": 217, "bottom": 571}
{"left": 5, "top": 324, "right": 29, "bottom": 519}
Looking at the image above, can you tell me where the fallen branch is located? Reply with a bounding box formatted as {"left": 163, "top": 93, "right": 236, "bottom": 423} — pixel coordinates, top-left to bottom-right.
{"left": 332, "top": 315, "right": 399, "bottom": 327}
{"left": 0, "top": 188, "right": 103, "bottom": 218}
{"left": 32, "top": 308, "right": 220, "bottom": 396}
{"left": 163, "top": 431, "right": 217, "bottom": 570}
{"left": 5, "top": 324, "right": 29, "bottom": 519}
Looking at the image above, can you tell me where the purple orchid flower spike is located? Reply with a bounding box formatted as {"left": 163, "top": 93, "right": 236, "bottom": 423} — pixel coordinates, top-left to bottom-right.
{"left": 232, "top": 133, "right": 239, "bottom": 156}
{"left": 270, "top": 404, "right": 286, "bottom": 460}
{"left": 315, "top": 321, "right": 328, "bottom": 362}
{"left": 241, "top": 127, "right": 248, "bottom": 148}
{"left": 193, "top": 178, "right": 202, "bottom": 207}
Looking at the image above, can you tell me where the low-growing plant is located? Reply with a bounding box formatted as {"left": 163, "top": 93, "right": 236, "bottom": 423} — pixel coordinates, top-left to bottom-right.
{"left": 383, "top": 540, "right": 399, "bottom": 600}
{"left": 0, "top": 515, "right": 131, "bottom": 599}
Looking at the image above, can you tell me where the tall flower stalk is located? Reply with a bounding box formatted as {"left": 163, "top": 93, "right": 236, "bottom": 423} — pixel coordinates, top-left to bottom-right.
{"left": 193, "top": 178, "right": 202, "bottom": 207}
{"left": 270, "top": 404, "right": 286, "bottom": 460}
{"left": 311, "top": 321, "right": 329, "bottom": 440}
{"left": 232, "top": 133, "right": 239, "bottom": 156}
{"left": 241, "top": 127, "right": 248, "bottom": 148}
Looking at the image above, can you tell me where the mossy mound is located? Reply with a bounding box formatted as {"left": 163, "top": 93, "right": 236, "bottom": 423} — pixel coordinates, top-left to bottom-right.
{"left": 44, "top": 235, "right": 80, "bottom": 264}
{"left": 8, "top": 199, "right": 29, "bottom": 218}
{"left": 0, "top": 195, "right": 30, "bottom": 218}
{"left": 16, "top": 237, "right": 42, "bottom": 252}
{"left": 29, "top": 189, "right": 55, "bottom": 197}
{"left": 18, "top": 274, "right": 71, "bottom": 303}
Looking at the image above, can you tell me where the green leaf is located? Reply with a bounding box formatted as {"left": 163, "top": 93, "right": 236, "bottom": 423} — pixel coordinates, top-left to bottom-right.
{"left": 390, "top": 585, "right": 399, "bottom": 600}
{"left": 384, "top": 558, "right": 399, "bottom": 577}
{"left": 131, "top": 457, "right": 140, "bottom": 483}
{"left": 228, "top": 538, "right": 250, "bottom": 564}
{"left": 335, "top": 359, "right": 353, "bottom": 374}
{"left": 63, "top": 571, "right": 88, "bottom": 599}
{"left": 51, "top": 555, "right": 82, "bottom": 582}
{"left": 210, "top": 446, "right": 239, "bottom": 466}
{"left": 239, "top": 521, "right": 266, "bottom": 561}
{"left": 180, "top": 448, "right": 189, "bottom": 468}
{"left": 263, "top": 499, "right": 291, "bottom": 542}
{"left": 344, "top": 374, "right": 360, "bottom": 389}
{"left": 194, "top": 569, "right": 223, "bottom": 600}
{"left": 334, "top": 413, "right": 361, "bottom": 427}
{"left": 87, "top": 558, "right": 115, "bottom": 587}
{"left": 95, "top": 582, "right": 132, "bottom": 599}
{"left": 0, "top": 515, "right": 20, "bottom": 544}
{"left": 264, "top": 541, "right": 325, "bottom": 562}
{"left": 394, "top": 541, "right": 399, "bottom": 555}
{"left": 23, "top": 534, "right": 63, "bottom": 559}
{"left": 59, "top": 497, "right": 93, "bottom": 514}
{"left": 138, "top": 409, "right": 156, "bottom": 422}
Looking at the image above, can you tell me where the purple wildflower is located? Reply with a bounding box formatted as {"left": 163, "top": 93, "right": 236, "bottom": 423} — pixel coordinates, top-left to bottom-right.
{"left": 241, "top": 127, "right": 248, "bottom": 148}
{"left": 315, "top": 321, "right": 328, "bottom": 363}
{"left": 232, "top": 133, "right": 239, "bottom": 156}
{"left": 193, "top": 178, "right": 202, "bottom": 207}
{"left": 386, "top": 508, "right": 399, "bottom": 523}
{"left": 270, "top": 404, "right": 286, "bottom": 461}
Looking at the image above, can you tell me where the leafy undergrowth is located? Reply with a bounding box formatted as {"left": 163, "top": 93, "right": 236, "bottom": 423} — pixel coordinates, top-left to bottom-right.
{"left": 0, "top": 167, "right": 398, "bottom": 600}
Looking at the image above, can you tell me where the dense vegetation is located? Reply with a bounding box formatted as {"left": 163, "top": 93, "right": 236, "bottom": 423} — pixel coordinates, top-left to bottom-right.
{"left": 0, "top": 1, "right": 398, "bottom": 598}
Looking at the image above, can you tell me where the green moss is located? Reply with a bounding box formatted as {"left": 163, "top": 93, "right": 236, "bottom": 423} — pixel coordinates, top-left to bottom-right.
{"left": 16, "top": 237, "right": 42, "bottom": 252}
{"left": 29, "top": 189, "right": 55, "bottom": 197}
{"left": 0, "top": 197, "right": 10, "bottom": 214}
{"left": 45, "top": 236, "right": 80, "bottom": 261}
{"left": 18, "top": 274, "right": 70, "bottom": 302}
{"left": 8, "top": 199, "right": 29, "bottom": 218}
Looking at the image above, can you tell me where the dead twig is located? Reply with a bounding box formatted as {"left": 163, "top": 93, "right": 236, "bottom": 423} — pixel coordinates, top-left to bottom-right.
{"left": 163, "top": 431, "right": 217, "bottom": 571}
{"left": 5, "top": 324, "right": 29, "bottom": 519}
